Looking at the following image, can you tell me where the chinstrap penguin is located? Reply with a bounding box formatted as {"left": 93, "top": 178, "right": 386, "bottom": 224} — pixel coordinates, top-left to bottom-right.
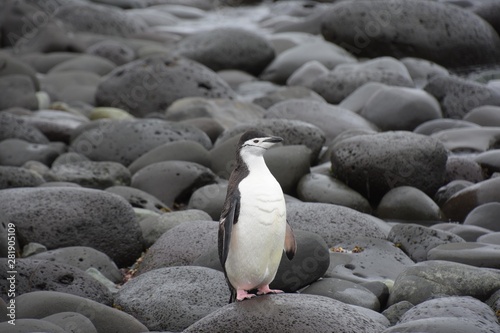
{"left": 218, "top": 130, "right": 297, "bottom": 303}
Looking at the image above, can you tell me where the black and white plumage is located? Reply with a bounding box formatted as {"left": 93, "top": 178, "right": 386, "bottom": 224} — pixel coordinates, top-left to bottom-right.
{"left": 218, "top": 130, "right": 297, "bottom": 303}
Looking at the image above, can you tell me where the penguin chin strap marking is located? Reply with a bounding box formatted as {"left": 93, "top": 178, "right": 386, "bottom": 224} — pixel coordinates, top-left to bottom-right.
{"left": 242, "top": 144, "right": 268, "bottom": 150}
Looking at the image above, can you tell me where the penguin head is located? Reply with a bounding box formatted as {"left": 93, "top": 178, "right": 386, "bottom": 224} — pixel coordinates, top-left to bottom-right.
{"left": 238, "top": 130, "right": 283, "bottom": 158}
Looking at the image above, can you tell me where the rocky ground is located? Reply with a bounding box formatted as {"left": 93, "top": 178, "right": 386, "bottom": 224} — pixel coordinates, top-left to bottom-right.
{"left": 1, "top": 0, "right": 500, "bottom": 332}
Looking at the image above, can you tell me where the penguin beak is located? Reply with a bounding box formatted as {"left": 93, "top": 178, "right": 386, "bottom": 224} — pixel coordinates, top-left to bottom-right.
{"left": 263, "top": 136, "right": 283, "bottom": 143}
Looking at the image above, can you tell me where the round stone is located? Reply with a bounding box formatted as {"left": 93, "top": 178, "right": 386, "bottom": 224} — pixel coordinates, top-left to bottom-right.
{"left": 445, "top": 155, "right": 484, "bottom": 183}
{"left": 463, "top": 105, "right": 500, "bottom": 127}
{"left": 463, "top": 202, "right": 500, "bottom": 231}
{"left": 427, "top": 242, "right": 500, "bottom": 269}
{"left": 0, "top": 166, "right": 45, "bottom": 189}
{"left": 50, "top": 161, "right": 131, "bottom": 189}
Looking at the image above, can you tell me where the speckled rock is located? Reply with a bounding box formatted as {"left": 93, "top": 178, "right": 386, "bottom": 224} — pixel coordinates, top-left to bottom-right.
{"left": 0, "top": 258, "right": 112, "bottom": 305}
{"left": 95, "top": 55, "right": 236, "bottom": 117}
{"left": 286, "top": 202, "right": 389, "bottom": 247}
{"left": 115, "top": 266, "right": 229, "bottom": 331}
{"left": 0, "top": 166, "right": 44, "bottom": 189}
{"left": 424, "top": 75, "right": 500, "bottom": 118}
{"left": 50, "top": 161, "right": 131, "bottom": 189}
{"left": 188, "top": 183, "right": 228, "bottom": 220}
{"left": 321, "top": 0, "right": 500, "bottom": 68}
{"left": 16, "top": 291, "right": 148, "bottom": 333}
{"left": 463, "top": 202, "right": 500, "bottom": 231}
{"left": 0, "top": 139, "right": 62, "bottom": 167}
{"left": 86, "top": 40, "right": 136, "bottom": 66}
{"left": 387, "top": 260, "right": 500, "bottom": 306}
{"left": 0, "top": 112, "right": 49, "bottom": 144}
{"left": 42, "top": 312, "right": 98, "bottom": 333}
{"left": 431, "top": 223, "right": 492, "bottom": 242}
{"left": 331, "top": 131, "right": 448, "bottom": 202}
{"left": 387, "top": 223, "right": 465, "bottom": 262}
{"left": 382, "top": 301, "right": 414, "bottom": 326}
{"left": 297, "top": 173, "right": 371, "bottom": 213}
{"left": 137, "top": 220, "right": 217, "bottom": 274}
{"left": 311, "top": 57, "right": 414, "bottom": 104}
{"left": 29, "top": 246, "right": 122, "bottom": 283}
{"left": 302, "top": 278, "right": 380, "bottom": 311}
{"left": 176, "top": 27, "right": 275, "bottom": 76}
{"left": 0, "top": 74, "right": 39, "bottom": 110}
{"left": 261, "top": 40, "right": 356, "bottom": 84}
{"left": 70, "top": 119, "right": 211, "bottom": 165}
{"left": 427, "top": 242, "right": 500, "bottom": 268}
{"left": 105, "top": 185, "right": 170, "bottom": 213}
{"left": 131, "top": 160, "right": 217, "bottom": 207}
{"left": 376, "top": 186, "right": 444, "bottom": 221}
{"left": 265, "top": 99, "right": 377, "bottom": 143}
{"left": 413, "top": 118, "right": 480, "bottom": 136}
{"left": 445, "top": 155, "right": 485, "bottom": 183}
{"left": 184, "top": 294, "right": 387, "bottom": 333}
{"left": 0, "top": 187, "right": 143, "bottom": 267}
{"left": 442, "top": 178, "right": 500, "bottom": 222}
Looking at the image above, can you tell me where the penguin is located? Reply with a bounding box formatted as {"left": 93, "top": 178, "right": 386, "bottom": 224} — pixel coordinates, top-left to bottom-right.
{"left": 218, "top": 130, "right": 297, "bottom": 303}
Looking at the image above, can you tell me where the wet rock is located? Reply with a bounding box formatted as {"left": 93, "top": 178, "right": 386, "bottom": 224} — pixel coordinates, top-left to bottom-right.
{"left": 0, "top": 139, "right": 62, "bottom": 167}
{"left": 463, "top": 202, "right": 500, "bottom": 231}
{"left": 0, "top": 166, "right": 44, "bottom": 189}
{"left": 445, "top": 155, "right": 484, "bottom": 183}
{"left": 427, "top": 242, "right": 500, "bottom": 268}
{"left": 86, "top": 40, "right": 136, "bottom": 66}
{"left": 188, "top": 183, "right": 228, "bottom": 220}
{"left": 105, "top": 185, "right": 169, "bottom": 213}
{"left": 0, "top": 75, "right": 38, "bottom": 110}
{"left": 0, "top": 112, "right": 49, "bottom": 144}
{"left": 463, "top": 105, "right": 500, "bottom": 127}
{"left": 50, "top": 161, "right": 131, "bottom": 189}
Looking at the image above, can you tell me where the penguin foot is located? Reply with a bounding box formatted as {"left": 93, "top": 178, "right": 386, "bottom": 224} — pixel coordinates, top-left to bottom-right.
{"left": 257, "top": 285, "right": 284, "bottom": 295}
{"left": 236, "top": 289, "right": 256, "bottom": 301}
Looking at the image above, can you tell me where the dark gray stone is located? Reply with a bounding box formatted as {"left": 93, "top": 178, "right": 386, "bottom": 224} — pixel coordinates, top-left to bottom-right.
{"left": 463, "top": 202, "right": 500, "bottom": 231}
{"left": 115, "top": 266, "right": 229, "bottom": 332}
{"left": 70, "top": 119, "right": 212, "bottom": 165}
{"left": 387, "top": 223, "right": 465, "bottom": 262}
{"left": 427, "top": 242, "right": 500, "bottom": 269}
{"left": 434, "top": 180, "right": 473, "bottom": 206}
{"left": 86, "top": 40, "right": 136, "bottom": 66}
{"left": 0, "top": 319, "right": 66, "bottom": 333}
{"left": 42, "top": 312, "right": 98, "bottom": 333}
{"left": 16, "top": 291, "right": 148, "bottom": 332}
{"left": 321, "top": 0, "right": 500, "bottom": 68}
{"left": 383, "top": 317, "right": 499, "bottom": 333}
{"left": 177, "top": 27, "right": 275, "bottom": 76}
{"left": 29, "top": 246, "right": 122, "bottom": 283}
{"left": 50, "top": 161, "right": 131, "bottom": 189}
{"left": 382, "top": 301, "right": 414, "bottom": 326}
{"left": 0, "top": 139, "right": 62, "bottom": 167}
{"left": 0, "top": 187, "right": 143, "bottom": 267}
{"left": 105, "top": 185, "right": 170, "bottom": 213}
{"left": 431, "top": 223, "right": 492, "bottom": 242}
{"left": 52, "top": 152, "right": 90, "bottom": 166}
{"left": 0, "top": 166, "right": 44, "bottom": 189}
{"left": 0, "top": 112, "right": 49, "bottom": 144}
{"left": 445, "top": 155, "right": 484, "bottom": 183}
{"left": 387, "top": 260, "right": 500, "bottom": 306}
{"left": 0, "top": 75, "right": 38, "bottom": 110}
{"left": 184, "top": 294, "right": 387, "bottom": 333}
{"left": 331, "top": 131, "right": 448, "bottom": 203}
{"left": 0, "top": 258, "right": 112, "bottom": 305}
{"left": 95, "top": 55, "right": 236, "bottom": 117}
{"left": 187, "top": 183, "right": 227, "bottom": 220}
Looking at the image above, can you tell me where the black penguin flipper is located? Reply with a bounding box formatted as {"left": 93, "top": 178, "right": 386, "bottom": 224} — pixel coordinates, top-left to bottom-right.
{"left": 284, "top": 221, "right": 297, "bottom": 260}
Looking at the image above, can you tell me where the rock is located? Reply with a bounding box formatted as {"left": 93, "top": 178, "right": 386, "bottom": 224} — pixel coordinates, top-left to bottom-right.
{"left": 217, "top": 69, "right": 257, "bottom": 90}
{"left": 286, "top": 202, "right": 389, "bottom": 247}
{"left": 165, "top": 97, "right": 264, "bottom": 129}
{"left": 137, "top": 220, "right": 217, "bottom": 274}
{"left": 260, "top": 40, "right": 356, "bottom": 84}
{"left": 338, "top": 82, "right": 387, "bottom": 113}
{"left": 382, "top": 301, "right": 414, "bottom": 326}
{"left": 433, "top": 127, "right": 500, "bottom": 153}
{"left": 40, "top": 70, "right": 101, "bottom": 105}
{"left": 442, "top": 178, "right": 500, "bottom": 222}
{"left": 321, "top": 0, "right": 500, "bottom": 68}
{"left": 86, "top": 40, "right": 136, "bottom": 66}
{"left": 302, "top": 278, "right": 380, "bottom": 311}
{"left": 267, "top": 32, "right": 322, "bottom": 54}
{"left": 475, "top": 149, "right": 500, "bottom": 175}
{"left": 0, "top": 258, "right": 113, "bottom": 304}
{"left": 184, "top": 294, "right": 387, "bottom": 333}
{"left": 463, "top": 105, "right": 500, "bottom": 126}
{"left": 180, "top": 117, "right": 224, "bottom": 143}
{"left": 131, "top": 160, "right": 217, "bottom": 207}
{"left": 0, "top": 54, "right": 39, "bottom": 90}
{"left": 0, "top": 139, "right": 62, "bottom": 167}
{"left": 29, "top": 246, "right": 122, "bottom": 283}
{"left": 387, "top": 223, "right": 465, "bottom": 262}
{"left": 387, "top": 260, "right": 500, "bottom": 306}
{"left": 0, "top": 319, "right": 66, "bottom": 333}
{"left": 20, "top": 110, "right": 89, "bottom": 143}
{"left": 445, "top": 155, "right": 484, "bottom": 183}
{"left": 359, "top": 86, "right": 442, "bottom": 131}
{"left": 401, "top": 57, "right": 449, "bottom": 88}
{"left": 50, "top": 161, "right": 131, "bottom": 189}
{"left": 427, "top": 242, "right": 500, "bottom": 269}
{"left": 311, "top": 57, "right": 414, "bottom": 104}
{"left": 331, "top": 131, "right": 448, "bottom": 203}
{"left": 431, "top": 223, "right": 492, "bottom": 242}
{"left": 139, "top": 209, "right": 212, "bottom": 247}
{"left": 297, "top": 173, "right": 372, "bottom": 214}
{"left": 90, "top": 107, "right": 134, "bottom": 120}
{"left": 95, "top": 55, "right": 236, "bottom": 117}
{"left": 265, "top": 99, "right": 377, "bottom": 143}
{"left": 253, "top": 86, "right": 325, "bottom": 109}
{"left": 21, "top": 242, "right": 47, "bottom": 257}
{"left": 434, "top": 180, "right": 473, "bottom": 206}
{"left": 463, "top": 202, "right": 500, "bottom": 231}
{"left": 327, "top": 237, "right": 414, "bottom": 285}
{"left": 487, "top": 288, "right": 500, "bottom": 314}
{"left": 16, "top": 291, "right": 148, "bottom": 332}
{"left": 0, "top": 166, "right": 44, "bottom": 189}
{"left": 52, "top": 152, "right": 90, "bottom": 166}
{"left": 413, "top": 118, "right": 480, "bottom": 136}
{"left": 287, "top": 60, "right": 329, "bottom": 87}
{"left": 478, "top": 232, "right": 500, "bottom": 245}
{"left": 48, "top": 54, "right": 116, "bottom": 76}
{"left": 424, "top": 75, "right": 500, "bottom": 118}
{"left": 0, "top": 187, "right": 143, "bottom": 267}
{"left": 376, "top": 186, "right": 444, "bottom": 221}
{"left": 115, "top": 266, "right": 229, "bottom": 331}
{"left": 0, "top": 74, "right": 38, "bottom": 110}
{"left": 0, "top": 112, "right": 49, "bottom": 144}
{"left": 42, "top": 312, "right": 98, "bottom": 333}
{"left": 19, "top": 52, "right": 78, "bottom": 74}
{"left": 176, "top": 27, "right": 275, "bottom": 76}
{"left": 187, "top": 183, "right": 227, "bottom": 220}
{"left": 70, "top": 119, "right": 211, "bottom": 166}
{"left": 105, "top": 185, "right": 170, "bottom": 214}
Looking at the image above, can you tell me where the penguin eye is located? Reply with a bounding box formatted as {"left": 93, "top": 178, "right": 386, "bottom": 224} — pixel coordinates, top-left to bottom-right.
{"left": 253, "top": 139, "right": 259, "bottom": 143}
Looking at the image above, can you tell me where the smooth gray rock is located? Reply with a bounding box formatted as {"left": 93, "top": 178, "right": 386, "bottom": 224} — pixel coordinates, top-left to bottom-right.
{"left": 52, "top": 152, "right": 90, "bottom": 166}
{"left": 479, "top": 232, "right": 500, "bottom": 245}
{"left": 383, "top": 317, "right": 499, "bottom": 333}
{"left": 0, "top": 75, "right": 38, "bottom": 110}
{"left": 387, "top": 223, "right": 465, "bottom": 262}
{"left": 16, "top": 291, "right": 148, "bottom": 333}
{"left": 0, "top": 53, "right": 39, "bottom": 90}
{"left": 475, "top": 149, "right": 500, "bottom": 175}
{"left": 331, "top": 131, "right": 448, "bottom": 203}
{"left": 187, "top": 183, "right": 227, "bottom": 220}
{"left": 253, "top": 86, "right": 325, "bottom": 109}
{"left": 445, "top": 155, "right": 484, "bottom": 183}
{"left": 42, "top": 312, "right": 98, "bottom": 333}
{"left": 0, "top": 258, "right": 112, "bottom": 305}
{"left": 21, "top": 242, "right": 47, "bottom": 257}
{"left": 0, "top": 319, "right": 66, "bottom": 333}
{"left": 0, "top": 112, "right": 49, "bottom": 144}
{"left": 431, "top": 223, "right": 492, "bottom": 242}
{"left": 434, "top": 180, "right": 473, "bottom": 206}
{"left": 184, "top": 294, "right": 387, "bottom": 333}
{"left": 86, "top": 40, "right": 136, "bottom": 66}
{"left": 0, "top": 138, "right": 62, "bottom": 167}
{"left": 50, "top": 161, "right": 131, "bottom": 189}
{"left": 286, "top": 202, "right": 389, "bottom": 247}
{"left": 427, "top": 242, "right": 500, "bottom": 269}
{"left": 338, "top": 82, "right": 387, "bottom": 114}
{"left": 387, "top": 260, "right": 500, "bottom": 306}
{"left": 432, "top": 127, "right": 500, "bottom": 153}
{"left": 177, "top": 27, "right": 275, "bottom": 76}
{"left": 0, "top": 187, "right": 143, "bottom": 267}
{"left": 287, "top": 60, "right": 329, "bottom": 87}
{"left": 463, "top": 202, "right": 500, "bottom": 231}
{"left": 137, "top": 220, "right": 217, "bottom": 274}
{"left": 29, "top": 246, "right": 122, "bottom": 283}
{"left": 382, "top": 301, "right": 414, "bottom": 326}
{"left": 95, "top": 55, "right": 236, "bottom": 117}
{"left": 20, "top": 110, "right": 89, "bottom": 143}
{"left": 40, "top": 70, "right": 100, "bottom": 105}
{"left": 464, "top": 105, "right": 500, "bottom": 127}
{"left": 105, "top": 185, "right": 170, "bottom": 213}
{"left": 115, "top": 266, "right": 229, "bottom": 332}
{"left": 70, "top": 119, "right": 212, "bottom": 165}
{"left": 414, "top": 118, "right": 480, "bottom": 136}
{"left": 0, "top": 166, "right": 44, "bottom": 189}
{"left": 48, "top": 54, "right": 116, "bottom": 76}
{"left": 401, "top": 57, "right": 449, "bottom": 88}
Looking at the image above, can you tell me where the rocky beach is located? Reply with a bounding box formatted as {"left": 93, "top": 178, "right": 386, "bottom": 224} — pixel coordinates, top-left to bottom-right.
{"left": 1, "top": 0, "right": 500, "bottom": 332}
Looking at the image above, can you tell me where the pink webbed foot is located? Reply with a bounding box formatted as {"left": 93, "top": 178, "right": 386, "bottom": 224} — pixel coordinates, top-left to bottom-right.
{"left": 236, "top": 289, "right": 256, "bottom": 301}
{"left": 257, "top": 285, "right": 284, "bottom": 296}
